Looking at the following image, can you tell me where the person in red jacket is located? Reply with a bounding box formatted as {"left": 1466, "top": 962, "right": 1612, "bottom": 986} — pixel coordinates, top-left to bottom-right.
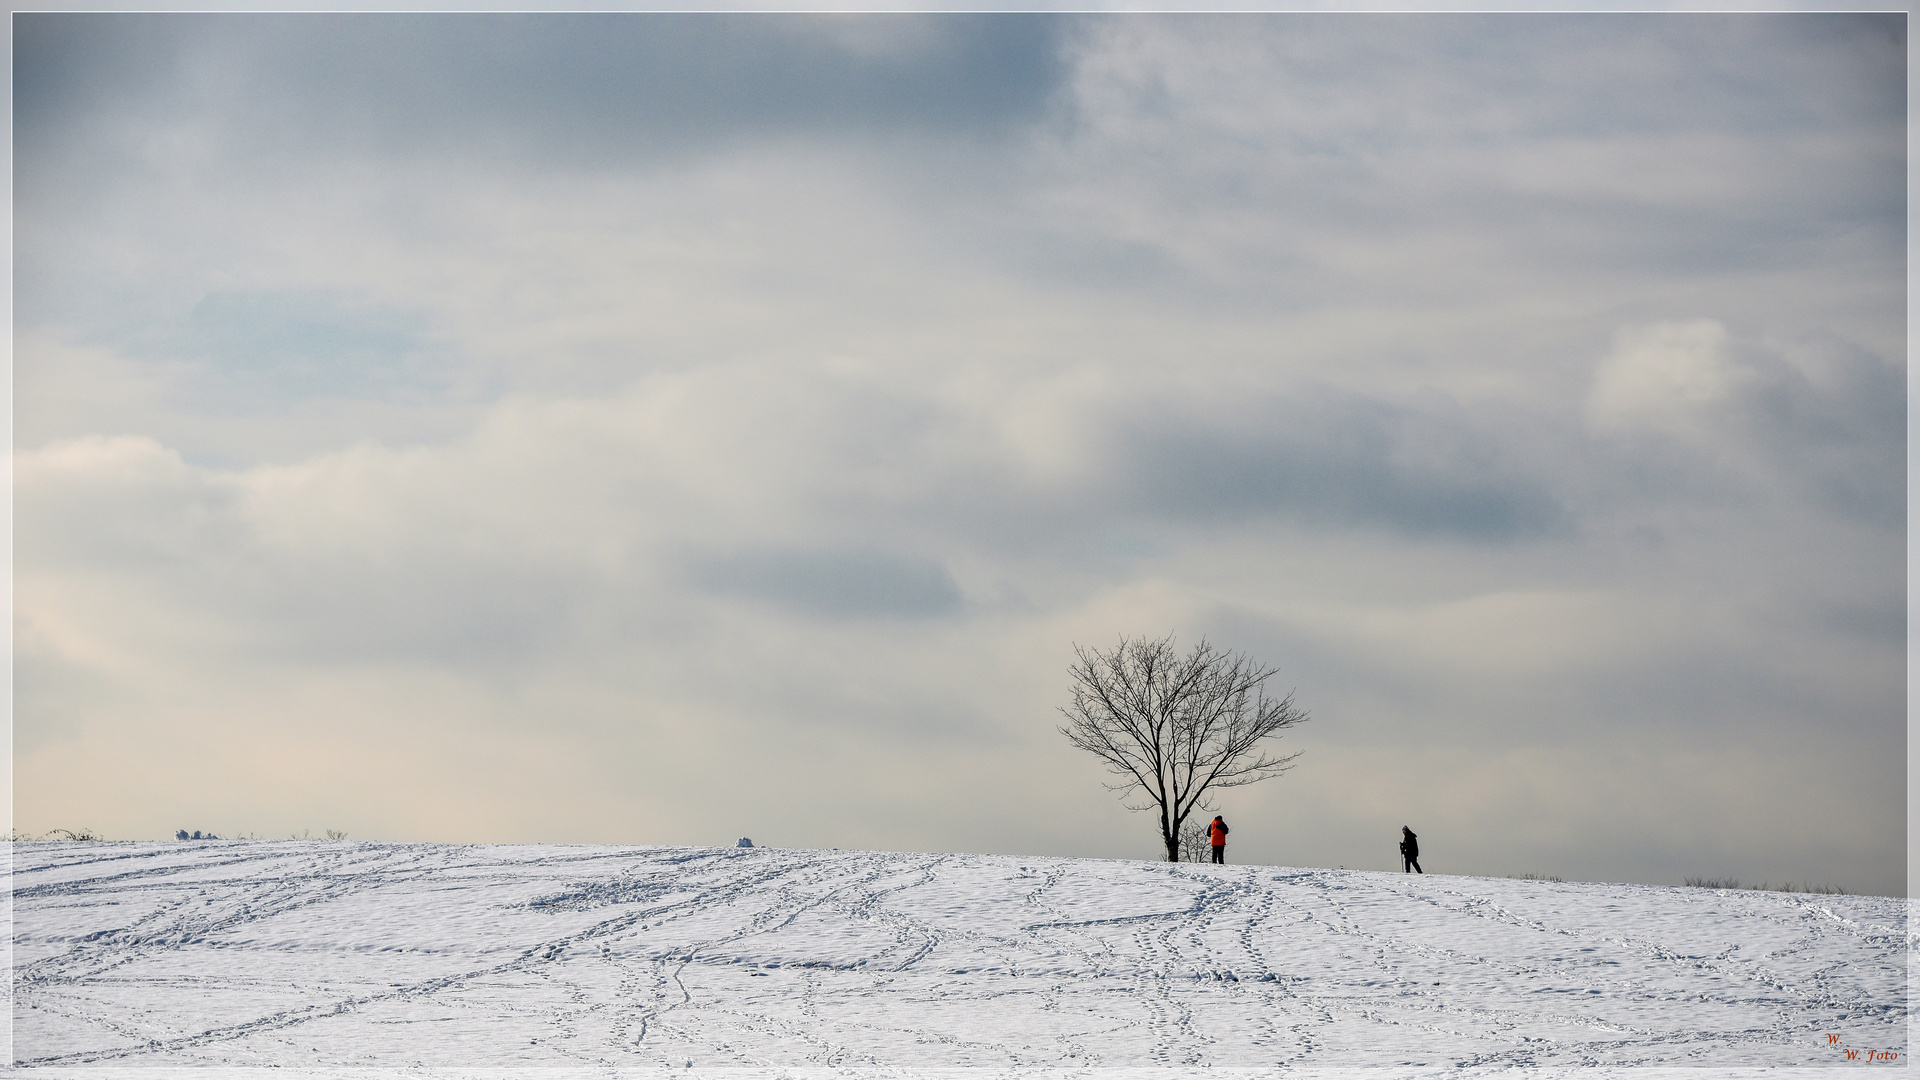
{"left": 1207, "top": 815, "right": 1229, "bottom": 864}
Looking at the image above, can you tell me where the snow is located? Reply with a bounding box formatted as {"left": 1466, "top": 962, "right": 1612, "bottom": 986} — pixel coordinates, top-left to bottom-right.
{"left": 11, "top": 841, "right": 1911, "bottom": 1075}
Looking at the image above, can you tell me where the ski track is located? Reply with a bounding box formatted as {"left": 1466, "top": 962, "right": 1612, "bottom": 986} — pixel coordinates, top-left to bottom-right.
{"left": 10, "top": 841, "right": 1910, "bottom": 1072}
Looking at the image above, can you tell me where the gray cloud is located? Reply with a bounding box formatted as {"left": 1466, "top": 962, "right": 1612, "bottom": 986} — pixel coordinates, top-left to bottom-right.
{"left": 10, "top": 15, "right": 1903, "bottom": 894}
{"left": 1006, "top": 15, "right": 1904, "bottom": 316}
{"left": 1108, "top": 388, "right": 1568, "bottom": 540}
{"left": 688, "top": 548, "right": 963, "bottom": 620}
{"left": 16, "top": 14, "right": 1068, "bottom": 171}
{"left": 1583, "top": 323, "right": 1904, "bottom": 529}
{"left": 1737, "top": 341, "right": 1905, "bottom": 527}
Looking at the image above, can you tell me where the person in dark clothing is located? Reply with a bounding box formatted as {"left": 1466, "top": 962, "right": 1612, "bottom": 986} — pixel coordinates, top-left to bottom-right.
{"left": 1399, "top": 826, "right": 1422, "bottom": 873}
{"left": 1208, "top": 816, "right": 1229, "bottom": 864}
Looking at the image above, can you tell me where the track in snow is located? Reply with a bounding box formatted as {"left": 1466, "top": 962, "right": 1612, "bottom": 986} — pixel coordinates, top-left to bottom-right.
{"left": 11, "top": 841, "right": 1910, "bottom": 1071}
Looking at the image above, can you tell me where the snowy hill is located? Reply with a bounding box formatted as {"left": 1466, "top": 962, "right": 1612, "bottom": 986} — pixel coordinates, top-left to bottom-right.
{"left": 11, "top": 842, "right": 1910, "bottom": 1072}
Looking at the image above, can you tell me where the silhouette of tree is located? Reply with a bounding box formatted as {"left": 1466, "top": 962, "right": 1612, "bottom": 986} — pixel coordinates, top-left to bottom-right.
{"left": 1060, "top": 635, "right": 1308, "bottom": 862}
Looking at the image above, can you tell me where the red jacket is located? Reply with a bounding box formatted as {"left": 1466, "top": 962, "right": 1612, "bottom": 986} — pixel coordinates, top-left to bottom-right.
{"left": 1208, "top": 819, "right": 1228, "bottom": 846}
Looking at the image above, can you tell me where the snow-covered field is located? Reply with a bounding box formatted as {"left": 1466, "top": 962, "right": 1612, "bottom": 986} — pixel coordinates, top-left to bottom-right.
{"left": 11, "top": 841, "right": 1911, "bottom": 1074}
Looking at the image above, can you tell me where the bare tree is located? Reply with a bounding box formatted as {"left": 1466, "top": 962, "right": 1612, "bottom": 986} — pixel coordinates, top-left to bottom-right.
{"left": 1059, "top": 635, "right": 1308, "bottom": 862}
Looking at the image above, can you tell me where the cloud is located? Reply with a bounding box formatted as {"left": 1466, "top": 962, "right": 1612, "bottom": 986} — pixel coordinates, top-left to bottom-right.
{"left": 9, "top": 14, "right": 1903, "bottom": 894}
{"left": 1112, "top": 386, "right": 1568, "bottom": 540}
{"left": 14, "top": 435, "right": 226, "bottom": 568}
{"left": 15, "top": 14, "right": 1070, "bottom": 174}
{"left": 1584, "top": 320, "right": 1904, "bottom": 526}
{"left": 1586, "top": 320, "right": 1744, "bottom": 433}
{"left": 688, "top": 548, "right": 963, "bottom": 620}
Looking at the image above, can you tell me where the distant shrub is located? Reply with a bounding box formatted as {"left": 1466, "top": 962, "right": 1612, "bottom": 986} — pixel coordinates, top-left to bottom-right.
{"left": 1508, "top": 872, "right": 1565, "bottom": 882}
{"left": 176, "top": 830, "right": 220, "bottom": 841}
{"left": 1683, "top": 877, "right": 1848, "bottom": 895}
{"left": 1684, "top": 877, "right": 1742, "bottom": 889}
{"left": 43, "top": 827, "right": 103, "bottom": 841}
{"left": 6, "top": 827, "right": 114, "bottom": 841}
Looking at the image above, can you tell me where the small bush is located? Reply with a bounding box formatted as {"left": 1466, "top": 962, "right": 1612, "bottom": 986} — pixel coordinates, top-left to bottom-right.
{"left": 1508, "top": 872, "right": 1565, "bottom": 882}
{"left": 6, "top": 828, "right": 107, "bottom": 841}
{"left": 1683, "top": 877, "right": 1848, "bottom": 895}
{"left": 1762, "top": 881, "right": 1849, "bottom": 895}
{"left": 43, "top": 827, "right": 103, "bottom": 841}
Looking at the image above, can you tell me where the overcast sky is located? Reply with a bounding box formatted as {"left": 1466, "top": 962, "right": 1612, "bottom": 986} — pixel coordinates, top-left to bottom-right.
{"left": 12, "top": 13, "right": 1907, "bottom": 895}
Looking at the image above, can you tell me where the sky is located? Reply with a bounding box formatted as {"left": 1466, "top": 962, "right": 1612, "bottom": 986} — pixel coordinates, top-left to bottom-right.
{"left": 11, "top": 13, "right": 1908, "bottom": 896}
